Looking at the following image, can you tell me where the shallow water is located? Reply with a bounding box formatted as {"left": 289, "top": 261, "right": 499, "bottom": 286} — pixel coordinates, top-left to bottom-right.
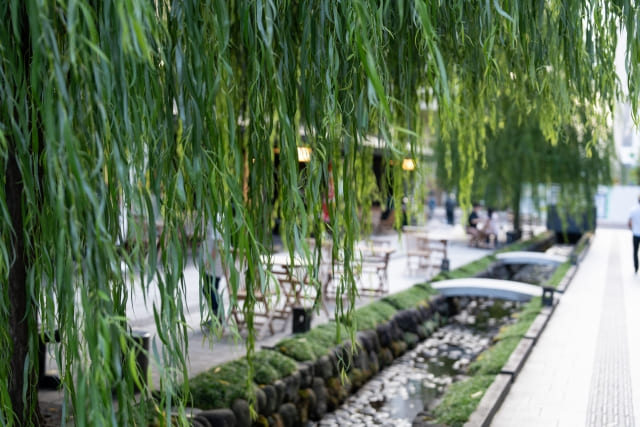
{"left": 315, "top": 298, "right": 520, "bottom": 426}
{"left": 315, "top": 246, "right": 570, "bottom": 426}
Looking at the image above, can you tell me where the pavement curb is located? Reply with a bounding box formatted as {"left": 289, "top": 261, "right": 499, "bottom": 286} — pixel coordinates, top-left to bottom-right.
{"left": 500, "top": 337, "right": 534, "bottom": 381}
{"left": 463, "top": 373, "right": 512, "bottom": 427}
{"left": 523, "top": 311, "right": 550, "bottom": 343}
{"left": 556, "top": 265, "right": 577, "bottom": 293}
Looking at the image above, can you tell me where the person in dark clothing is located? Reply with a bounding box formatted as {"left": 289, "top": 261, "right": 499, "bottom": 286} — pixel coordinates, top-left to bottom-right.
{"left": 467, "top": 203, "right": 487, "bottom": 246}
{"left": 428, "top": 192, "right": 436, "bottom": 220}
{"left": 445, "top": 194, "right": 456, "bottom": 225}
{"left": 628, "top": 196, "right": 640, "bottom": 273}
{"left": 202, "top": 220, "right": 224, "bottom": 325}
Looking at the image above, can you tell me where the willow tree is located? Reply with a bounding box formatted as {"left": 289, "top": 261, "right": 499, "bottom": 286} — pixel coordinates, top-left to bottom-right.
{"left": 435, "top": 99, "right": 614, "bottom": 231}
{"left": 1, "top": 0, "right": 639, "bottom": 425}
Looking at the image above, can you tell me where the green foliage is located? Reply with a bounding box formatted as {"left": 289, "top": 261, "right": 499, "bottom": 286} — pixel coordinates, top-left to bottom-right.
{"left": 433, "top": 297, "right": 542, "bottom": 425}
{"left": 2, "top": 0, "right": 637, "bottom": 424}
{"left": 350, "top": 301, "right": 398, "bottom": 331}
{"left": 189, "top": 349, "right": 297, "bottom": 408}
{"left": 382, "top": 284, "right": 437, "bottom": 310}
{"left": 468, "top": 299, "right": 540, "bottom": 377}
{"left": 252, "top": 350, "right": 298, "bottom": 385}
{"left": 432, "top": 375, "right": 496, "bottom": 427}
{"left": 432, "top": 257, "right": 496, "bottom": 281}
{"left": 190, "top": 359, "right": 254, "bottom": 410}
{"left": 436, "top": 102, "right": 614, "bottom": 224}
{"left": 547, "top": 262, "right": 572, "bottom": 288}
{"left": 275, "top": 322, "right": 349, "bottom": 362}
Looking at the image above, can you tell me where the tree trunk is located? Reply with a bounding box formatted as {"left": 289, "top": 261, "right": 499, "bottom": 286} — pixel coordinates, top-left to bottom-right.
{"left": 513, "top": 183, "right": 522, "bottom": 234}
{"left": 6, "top": 2, "right": 42, "bottom": 425}
{"left": 6, "top": 151, "right": 41, "bottom": 426}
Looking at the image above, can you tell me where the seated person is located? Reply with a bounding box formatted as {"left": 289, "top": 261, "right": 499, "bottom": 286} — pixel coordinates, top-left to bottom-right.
{"left": 467, "top": 203, "right": 487, "bottom": 246}
{"left": 482, "top": 209, "right": 500, "bottom": 247}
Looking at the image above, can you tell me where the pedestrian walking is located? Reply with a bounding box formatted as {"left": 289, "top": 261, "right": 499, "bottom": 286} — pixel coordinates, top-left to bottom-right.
{"left": 445, "top": 193, "right": 456, "bottom": 225}
{"left": 428, "top": 192, "right": 437, "bottom": 220}
{"left": 202, "top": 219, "right": 224, "bottom": 324}
{"left": 628, "top": 195, "right": 640, "bottom": 273}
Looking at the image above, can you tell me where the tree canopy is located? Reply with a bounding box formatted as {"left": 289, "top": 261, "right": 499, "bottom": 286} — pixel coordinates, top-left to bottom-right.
{"left": 1, "top": 0, "right": 638, "bottom": 425}
{"left": 435, "top": 98, "right": 614, "bottom": 229}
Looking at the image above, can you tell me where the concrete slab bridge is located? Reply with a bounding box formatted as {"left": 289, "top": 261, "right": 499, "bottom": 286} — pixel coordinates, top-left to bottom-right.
{"left": 495, "top": 251, "right": 568, "bottom": 266}
{"left": 432, "top": 278, "right": 556, "bottom": 304}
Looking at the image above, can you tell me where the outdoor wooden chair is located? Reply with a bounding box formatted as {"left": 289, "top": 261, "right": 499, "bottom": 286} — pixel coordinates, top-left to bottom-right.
{"left": 357, "top": 244, "right": 394, "bottom": 296}
{"left": 223, "top": 256, "right": 285, "bottom": 338}
{"left": 404, "top": 230, "right": 434, "bottom": 274}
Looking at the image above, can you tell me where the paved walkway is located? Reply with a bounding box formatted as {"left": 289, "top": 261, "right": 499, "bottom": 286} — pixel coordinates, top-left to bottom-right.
{"left": 492, "top": 227, "right": 640, "bottom": 426}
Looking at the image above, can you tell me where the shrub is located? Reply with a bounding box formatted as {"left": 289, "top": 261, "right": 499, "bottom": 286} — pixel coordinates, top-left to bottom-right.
{"left": 351, "top": 300, "right": 397, "bottom": 331}
{"left": 274, "top": 322, "right": 350, "bottom": 362}
{"left": 190, "top": 359, "right": 253, "bottom": 409}
{"left": 275, "top": 336, "right": 321, "bottom": 361}
{"left": 382, "top": 284, "right": 437, "bottom": 310}
{"left": 253, "top": 350, "right": 298, "bottom": 384}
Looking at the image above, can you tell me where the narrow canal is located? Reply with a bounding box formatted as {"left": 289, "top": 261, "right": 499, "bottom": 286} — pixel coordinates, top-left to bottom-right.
{"left": 314, "top": 298, "right": 521, "bottom": 426}
{"left": 315, "top": 248, "right": 570, "bottom": 426}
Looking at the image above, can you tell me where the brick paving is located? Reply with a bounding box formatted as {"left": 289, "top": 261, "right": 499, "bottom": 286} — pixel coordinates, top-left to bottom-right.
{"left": 492, "top": 228, "right": 640, "bottom": 426}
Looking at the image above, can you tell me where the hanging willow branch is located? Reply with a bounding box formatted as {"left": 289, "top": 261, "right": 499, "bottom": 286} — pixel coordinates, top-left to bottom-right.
{"left": 1, "top": 0, "right": 638, "bottom": 425}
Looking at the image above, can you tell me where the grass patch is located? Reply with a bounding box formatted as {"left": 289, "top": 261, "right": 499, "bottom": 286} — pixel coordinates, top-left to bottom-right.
{"left": 275, "top": 322, "right": 350, "bottom": 361}
{"left": 276, "top": 335, "right": 325, "bottom": 361}
{"left": 468, "top": 298, "right": 541, "bottom": 376}
{"left": 433, "top": 297, "right": 542, "bottom": 425}
{"left": 573, "top": 232, "right": 592, "bottom": 257}
{"left": 431, "top": 375, "right": 495, "bottom": 427}
{"left": 495, "top": 231, "right": 554, "bottom": 254}
{"left": 431, "top": 256, "right": 496, "bottom": 282}
{"left": 351, "top": 300, "right": 398, "bottom": 331}
{"left": 381, "top": 284, "right": 437, "bottom": 310}
{"left": 546, "top": 262, "right": 571, "bottom": 288}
